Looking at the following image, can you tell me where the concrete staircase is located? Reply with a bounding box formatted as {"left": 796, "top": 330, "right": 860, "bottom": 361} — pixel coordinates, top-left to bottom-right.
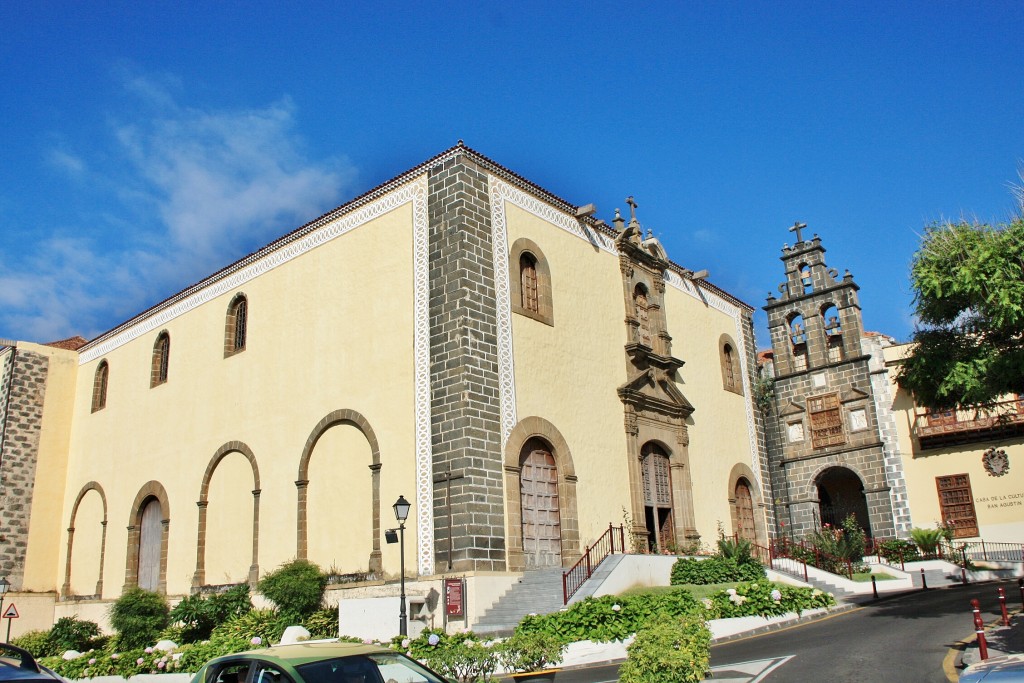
{"left": 473, "top": 567, "right": 567, "bottom": 635}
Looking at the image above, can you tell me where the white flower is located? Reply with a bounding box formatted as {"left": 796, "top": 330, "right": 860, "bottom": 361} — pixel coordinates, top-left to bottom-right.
{"left": 251, "top": 637, "right": 262, "bottom": 645}
{"left": 812, "top": 589, "right": 822, "bottom": 597}
{"left": 726, "top": 588, "right": 737, "bottom": 596}
{"left": 701, "top": 598, "right": 713, "bottom": 609}
{"left": 612, "top": 604, "right": 621, "bottom": 612}
{"left": 88, "top": 659, "right": 96, "bottom": 665}
{"left": 428, "top": 634, "right": 440, "bottom": 646}
{"left": 137, "top": 658, "right": 145, "bottom": 665}
{"left": 145, "top": 647, "right": 153, "bottom": 654}
{"left": 771, "top": 589, "right": 782, "bottom": 602}
{"left": 111, "top": 654, "right": 120, "bottom": 660}
{"left": 401, "top": 639, "right": 411, "bottom": 648}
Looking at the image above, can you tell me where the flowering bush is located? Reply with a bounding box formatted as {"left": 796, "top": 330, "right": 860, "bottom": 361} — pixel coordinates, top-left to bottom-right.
{"left": 516, "top": 591, "right": 700, "bottom": 643}
{"left": 403, "top": 629, "right": 498, "bottom": 683}
{"left": 495, "top": 631, "right": 567, "bottom": 673}
{"left": 709, "top": 581, "right": 835, "bottom": 618}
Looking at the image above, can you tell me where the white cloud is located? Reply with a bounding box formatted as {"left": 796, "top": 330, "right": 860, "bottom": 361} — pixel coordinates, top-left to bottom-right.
{"left": 0, "top": 77, "right": 354, "bottom": 342}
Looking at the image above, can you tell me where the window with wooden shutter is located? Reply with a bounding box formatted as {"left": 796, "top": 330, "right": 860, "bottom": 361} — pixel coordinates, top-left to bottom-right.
{"left": 520, "top": 254, "right": 539, "bottom": 313}
{"left": 808, "top": 392, "right": 845, "bottom": 448}
{"left": 936, "top": 474, "right": 979, "bottom": 538}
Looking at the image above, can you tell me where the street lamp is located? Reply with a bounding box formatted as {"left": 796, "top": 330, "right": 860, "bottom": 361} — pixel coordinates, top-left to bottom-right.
{"left": 392, "top": 495, "right": 411, "bottom": 636}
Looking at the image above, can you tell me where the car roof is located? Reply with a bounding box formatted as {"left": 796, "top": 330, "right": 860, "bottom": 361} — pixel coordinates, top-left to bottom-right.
{"left": 210, "top": 642, "right": 391, "bottom": 668}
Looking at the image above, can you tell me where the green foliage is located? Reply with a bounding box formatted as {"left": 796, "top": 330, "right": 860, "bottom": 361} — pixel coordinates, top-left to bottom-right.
{"left": 753, "top": 373, "right": 775, "bottom": 415}
{"left": 709, "top": 581, "right": 835, "bottom": 619}
{"left": 716, "top": 536, "right": 753, "bottom": 562}
{"left": 257, "top": 559, "right": 328, "bottom": 623}
{"left": 109, "top": 587, "right": 171, "bottom": 650}
{"left": 670, "top": 556, "right": 765, "bottom": 585}
{"left": 876, "top": 538, "right": 920, "bottom": 563}
{"left": 48, "top": 615, "right": 104, "bottom": 654}
{"left": 898, "top": 217, "right": 1024, "bottom": 409}
{"left": 910, "top": 527, "right": 944, "bottom": 554}
{"left": 404, "top": 629, "right": 498, "bottom": 683}
{"left": 10, "top": 630, "right": 54, "bottom": 658}
{"left": 806, "top": 515, "right": 867, "bottom": 572}
{"left": 618, "top": 613, "right": 711, "bottom": 683}
{"left": 840, "top": 515, "right": 866, "bottom": 560}
{"left": 301, "top": 607, "right": 339, "bottom": 639}
{"left": 170, "top": 584, "right": 253, "bottom": 643}
{"left": 495, "top": 631, "right": 567, "bottom": 673}
{"left": 516, "top": 590, "right": 700, "bottom": 643}
{"left": 210, "top": 609, "right": 285, "bottom": 649}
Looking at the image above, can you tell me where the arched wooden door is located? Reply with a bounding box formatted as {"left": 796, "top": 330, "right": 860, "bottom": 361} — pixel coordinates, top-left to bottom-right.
{"left": 641, "top": 443, "right": 675, "bottom": 553}
{"left": 735, "top": 479, "right": 756, "bottom": 543}
{"left": 520, "top": 439, "right": 561, "bottom": 567}
{"left": 137, "top": 497, "right": 162, "bottom": 591}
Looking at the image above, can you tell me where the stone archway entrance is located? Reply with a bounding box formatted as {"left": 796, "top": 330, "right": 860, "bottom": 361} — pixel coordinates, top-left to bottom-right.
{"left": 817, "top": 467, "right": 871, "bottom": 534}
{"left": 520, "top": 438, "right": 561, "bottom": 568}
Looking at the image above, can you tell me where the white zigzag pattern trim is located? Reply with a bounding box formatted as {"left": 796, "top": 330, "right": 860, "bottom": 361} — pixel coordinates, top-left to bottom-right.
{"left": 79, "top": 180, "right": 426, "bottom": 365}
{"left": 487, "top": 177, "right": 520, "bottom": 447}
{"left": 408, "top": 178, "right": 435, "bottom": 575}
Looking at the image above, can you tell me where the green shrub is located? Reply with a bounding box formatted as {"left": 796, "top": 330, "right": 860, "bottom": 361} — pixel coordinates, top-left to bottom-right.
{"left": 516, "top": 590, "right": 700, "bottom": 643}
{"left": 496, "top": 631, "right": 567, "bottom": 673}
{"left": 10, "top": 630, "right": 54, "bottom": 658}
{"left": 876, "top": 538, "right": 920, "bottom": 563}
{"left": 48, "top": 615, "right": 104, "bottom": 653}
{"left": 716, "top": 536, "right": 753, "bottom": 562}
{"left": 210, "top": 609, "right": 285, "bottom": 649}
{"left": 302, "top": 608, "right": 339, "bottom": 639}
{"left": 709, "top": 581, "right": 835, "bottom": 618}
{"left": 405, "top": 629, "right": 498, "bottom": 683}
{"left": 109, "top": 588, "right": 171, "bottom": 650}
{"left": 840, "top": 515, "right": 867, "bottom": 560}
{"left": 170, "top": 584, "right": 253, "bottom": 643}
{"left": 257, "top": 560, "right": 327, "bottom": 623}
{"left": 670, "top": 556, "right": 765, "bottom": 585}
{"left": 910, "top": 527, "right": 944, "bottom": 554}
{"left": 618, "top": 613, "right": 711, "bottom": 683}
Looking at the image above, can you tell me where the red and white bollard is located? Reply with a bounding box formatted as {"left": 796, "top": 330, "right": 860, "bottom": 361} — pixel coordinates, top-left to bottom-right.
{"left": 971, "top": 599, "right": 990, "bottom": 661}
{"left": 998, "top": 588, "right": 1010, "bottom": 627}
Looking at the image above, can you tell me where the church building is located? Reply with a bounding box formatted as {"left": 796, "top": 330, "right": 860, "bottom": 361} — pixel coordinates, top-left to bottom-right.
{"left": 0, "top": 143, "right": 769, "bottom": 634}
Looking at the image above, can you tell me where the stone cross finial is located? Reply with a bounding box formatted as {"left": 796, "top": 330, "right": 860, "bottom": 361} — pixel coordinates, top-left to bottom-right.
{"left": 789, "top": 221, "right": 807, "bottom": 243}
{"left": 626, "top": 196, "right": 639, "bottom": 221}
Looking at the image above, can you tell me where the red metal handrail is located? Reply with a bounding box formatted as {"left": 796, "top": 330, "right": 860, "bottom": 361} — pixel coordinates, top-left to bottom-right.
{"left": 562, "top": 523, "right": 626, "bottom": 604}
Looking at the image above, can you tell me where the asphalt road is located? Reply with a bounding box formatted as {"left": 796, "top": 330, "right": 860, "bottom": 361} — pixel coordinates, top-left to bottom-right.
{"left": 496, "top": 580, "right": 1021, "bottom": 683}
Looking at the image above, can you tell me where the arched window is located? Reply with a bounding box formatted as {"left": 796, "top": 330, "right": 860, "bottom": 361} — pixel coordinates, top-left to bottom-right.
{"left": 719, "top": 335, "right": 744, "bottom": 395}
{"left": 225, "top": 294, "right": 248, "bottom": 356}
{"left": 151, "top": 331, "right": 170, "bottom": 387}
{"left": 520, "top": 254, "right": 539, "bottom": 313}
{"left": 509, "top": 238, "right": 554, "bottom": 325}
{"left": 91, "top": 360, "right": 109, "bottom": 412}
{"left": 634, "top": 284, "right": 652, "bottom": 347}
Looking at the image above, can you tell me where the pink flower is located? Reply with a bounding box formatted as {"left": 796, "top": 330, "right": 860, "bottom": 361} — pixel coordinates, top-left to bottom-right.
{"left": 158, "top": 662, "right": 165, "bottom": 669}
{"left": 110, "top": 654, "right": 120, "bottom": 660}
{"left": 250, "top": 637, "right": 262, "bottom": 645}
{"left": 137, "top": 658, "right": 145, "bottom": 665}
{"left": 88, "top": 659, "right": 96, "bottom": 665}
{"left": 427, "top": 634, "right": 440, "bottom": 646}
{"left": 145, "top": 647, "right": 153, "bottom": 654}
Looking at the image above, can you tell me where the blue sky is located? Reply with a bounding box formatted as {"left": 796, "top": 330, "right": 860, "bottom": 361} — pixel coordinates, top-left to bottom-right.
{"left": 2, "top": 2, "right": 1021, "bottom": 348}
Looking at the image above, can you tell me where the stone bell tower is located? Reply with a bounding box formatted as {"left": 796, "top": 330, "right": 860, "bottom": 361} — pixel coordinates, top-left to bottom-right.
{"left": 763, "top": 223, "right": 901, "bottom": 539}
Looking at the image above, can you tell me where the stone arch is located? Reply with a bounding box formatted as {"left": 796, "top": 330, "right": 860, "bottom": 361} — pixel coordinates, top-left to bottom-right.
{"left": 726, "top": 463, "right": 767, "bottom": 547}
{"left": 296, "top": 409, "right": 382, "bottom": 572}
{"left": 503, "top": 417, "right": 579, "bottom": 570}
{"left": 812, "top": 465, "right": 872, "bottom": 535}
{"left": 63, "top": 481, "right": 108, "bottom": 598}
{"left": 193, "top": 441, "right": 261, "bottom": 590}
{"left": 124, "top": 481, "right": 170, "bottom": 594}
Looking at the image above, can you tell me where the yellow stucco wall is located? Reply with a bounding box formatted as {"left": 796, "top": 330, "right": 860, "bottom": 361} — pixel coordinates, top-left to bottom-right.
{"left": 502, "top": 203, "right": 632, "bottom": 546}
{"left": 60, "top": 195, "right": 420, "bottom": 598}
{"left": 21, "top": 342, "right": 78, "bottom": 592}
{"left": 883, "top": 342, "right": 1024, "bottom": 541}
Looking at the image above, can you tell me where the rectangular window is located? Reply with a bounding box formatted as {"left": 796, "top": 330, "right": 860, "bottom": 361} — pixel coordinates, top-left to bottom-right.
{"left": 936, "top": 474, "right": 979, "bottom": 538}
{"left": 807, "top": 392, "right": 845, "bottom": 448}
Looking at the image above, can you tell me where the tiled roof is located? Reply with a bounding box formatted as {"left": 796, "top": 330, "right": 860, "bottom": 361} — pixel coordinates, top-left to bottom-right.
{"left": 44, "top": 336, "right": 88, "bottom": 350}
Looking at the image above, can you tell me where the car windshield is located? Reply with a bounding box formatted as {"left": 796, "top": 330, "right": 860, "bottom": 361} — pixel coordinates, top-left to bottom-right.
{"left": 295, "top": 653, "right": 446, "bottom": 683}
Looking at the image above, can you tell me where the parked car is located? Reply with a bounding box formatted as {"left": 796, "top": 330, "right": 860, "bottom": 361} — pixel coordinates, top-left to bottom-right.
{"left": 961, "top": 654, "right": 1024, "bottom": 682}
{"left": 190, "top": 642, "right": 450, "bottom": 683}
{"left": 0, "top": 643, "right": 66, "bottom": 683}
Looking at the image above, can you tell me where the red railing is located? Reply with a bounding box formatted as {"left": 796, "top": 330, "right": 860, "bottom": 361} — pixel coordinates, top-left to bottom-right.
{"left": 562, "top": 523, "right": 626, "bottom": 604}
{"left": 765, "top": 537, "right": 858, "bottom": 579}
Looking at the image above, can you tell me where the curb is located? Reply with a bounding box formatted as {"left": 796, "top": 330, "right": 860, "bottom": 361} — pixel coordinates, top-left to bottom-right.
{"left": 709, "top": 601, "right": 860, "bottom": 645}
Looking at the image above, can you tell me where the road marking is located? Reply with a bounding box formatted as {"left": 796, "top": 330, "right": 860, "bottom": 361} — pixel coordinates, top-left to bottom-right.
{"left": 710, "top": 656, "right": 794, "bottom": 682}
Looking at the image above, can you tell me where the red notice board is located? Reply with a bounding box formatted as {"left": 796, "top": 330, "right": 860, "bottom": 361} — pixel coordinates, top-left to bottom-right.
{"left": 444, "top": 578, "right": 464, "bottom": 618}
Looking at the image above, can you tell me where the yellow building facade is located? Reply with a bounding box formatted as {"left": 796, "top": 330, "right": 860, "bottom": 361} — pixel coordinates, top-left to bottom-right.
{"left": 0, "top": 145, "right": 769, "bottom": 632}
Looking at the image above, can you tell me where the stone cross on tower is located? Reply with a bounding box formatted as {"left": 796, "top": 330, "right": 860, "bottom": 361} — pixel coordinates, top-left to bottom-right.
{"left": 789, "top": 221, "right": 807, "bottom": 243}
{"left": 626, "top": 196, "right": 639, "bottom": 222}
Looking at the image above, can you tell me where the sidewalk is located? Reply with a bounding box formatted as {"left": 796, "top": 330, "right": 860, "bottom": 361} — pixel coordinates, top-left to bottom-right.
{"left": 959, "top": 611, "right": 1023, "bottom": 669}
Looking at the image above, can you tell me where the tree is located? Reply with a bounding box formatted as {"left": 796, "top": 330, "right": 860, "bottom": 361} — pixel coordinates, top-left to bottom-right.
{"left": 897, "top": 215, "right": 1024, "bottom": 409}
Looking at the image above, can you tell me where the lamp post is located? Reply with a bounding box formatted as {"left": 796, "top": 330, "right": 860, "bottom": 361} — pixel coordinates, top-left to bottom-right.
{"left": 0, "top": 576, "right": 9, "bottom": 641}
{"left": 393, "top": 495, "right": 411, "bottom": 636}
